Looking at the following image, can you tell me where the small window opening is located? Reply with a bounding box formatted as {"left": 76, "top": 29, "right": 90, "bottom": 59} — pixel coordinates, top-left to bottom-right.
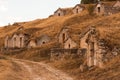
{"left": 42, "top": 41, "right": 45, "bottom": 44}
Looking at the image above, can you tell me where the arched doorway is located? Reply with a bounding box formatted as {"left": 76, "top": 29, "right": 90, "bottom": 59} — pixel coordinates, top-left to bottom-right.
{"left": 14, "top": 38, "right": 17, "bottom": 48}
{"left": 62, "top": 33, "right": 65, "bottom": 43}
{"left": 58, "top": 13, "right": 61, "bottom": 16}
{"left": 42, "top": 41, "right": 45, "bottom": 44}
{"left": 98, "top": 7, "right": 101, "bottom": 13}
{"left": 69, "top": 44, "right": 71, "bottom": 49}
{"left": 20, "top": 37, "right": 23, "bottom": 48}
{"left": 76, "top": 8, "right": 79, "bottom": 13}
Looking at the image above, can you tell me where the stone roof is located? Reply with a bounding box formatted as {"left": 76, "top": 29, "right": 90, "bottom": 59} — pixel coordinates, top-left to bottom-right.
{"left": 36, "top": 34, "right": 51, "bottom": 41}
{"left": 5, "top": 27, "right": 30, "bottom": 39}
{"left": 28, "top": 38, "right": 37, "bottom": 44}
{"left": 57, "top": 26, "right": 69, "bottom": 38}
{"left": 112, "top": 0, "right": 120, "bottom": 7}
{"left": 73, "top": 4, "right": 85, "bottom": 9}
{"left": 54, "top": 7, "right": 73, "bottom": 15}
{"left": 95, "top": 1, "right": 120, "bottom": 14}
{"left": 79, "top": 27, "right": 92, "bottom": 39}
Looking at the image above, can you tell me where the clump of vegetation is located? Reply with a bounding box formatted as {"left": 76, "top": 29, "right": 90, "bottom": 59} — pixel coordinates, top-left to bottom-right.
{"left": 101, "top": 0, "right": 117, "bottom": 1}
{"left": 81, "top": 0, "right": 98, "bottom": 4}
{"left": 81, "top": 0, "right": 116, "bottom": 4}
{"left": 87, "top": 5, "right": 95, "bottom": 15}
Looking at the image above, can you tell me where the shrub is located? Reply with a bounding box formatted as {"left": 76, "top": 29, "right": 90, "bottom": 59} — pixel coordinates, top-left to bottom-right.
{"left": 87, "top": 5, "right": 95, "bottom": 15}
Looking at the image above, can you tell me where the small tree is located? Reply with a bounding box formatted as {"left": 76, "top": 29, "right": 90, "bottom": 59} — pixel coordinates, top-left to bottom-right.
{"left": 87, "top": 5, "right": 95, "bottom": 15}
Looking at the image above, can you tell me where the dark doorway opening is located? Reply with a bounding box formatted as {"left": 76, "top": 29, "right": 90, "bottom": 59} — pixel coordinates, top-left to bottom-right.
{"left": 69, "top": 44, "right": 71, "bottom": 49}
{"left": 98, "top": 7, "right": 101, "bottom": 13}
{"left": 20, "top": 37, "right": 22, "bottom": 48}
{"left": 42, "top": 41, "right": 45, "bottom": 44}
{"left": 76, "top": 8, "right": 79, "bottom": 13}
{"left": 58, "top": 13, "right": 61, "bottom": 16}
{"left": 62, "top": 33, "right": 65, "bottom": 43}
{"left": 14, "top": 38, "right": 17, "bottom": 47}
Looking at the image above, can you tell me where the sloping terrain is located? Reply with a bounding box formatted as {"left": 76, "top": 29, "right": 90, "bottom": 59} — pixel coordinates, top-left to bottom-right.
{"left": 0, "top": 56, "right": 73, "bottom": 80}
{"left": 0, "top": 55, "right": 119, "bottom": 80}
{"left": 0, "top": 7, "right": 120, "bottom": 80}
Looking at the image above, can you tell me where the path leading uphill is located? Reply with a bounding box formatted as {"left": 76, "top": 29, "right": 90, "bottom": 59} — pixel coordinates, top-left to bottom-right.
{"left": 13, "top": 59, "right": 73, "bottom": 80}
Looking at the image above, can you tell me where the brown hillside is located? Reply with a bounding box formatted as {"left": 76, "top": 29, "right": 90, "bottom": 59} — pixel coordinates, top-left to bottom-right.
{"left": 0, "top": 9, "right": 120, "bottom": 80}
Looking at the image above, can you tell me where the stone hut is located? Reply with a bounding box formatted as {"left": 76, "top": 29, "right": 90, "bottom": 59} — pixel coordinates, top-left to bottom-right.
{"left": 54, "top": 8, "right": 72, "bottom": 16}
{"left": 28, "top": 39, "right": 37, "bottom": 48}
{"left": 79, "top": 27, "right": 95, "bottom": 49}
{"left": 50, "top": 27, "right": 79, "bottom": 61}
{"left": 113, "top": 0, "right": 120, "bottom": 8}
{"left": 57, "top": 27, "right": 79, "bottom": 49}
{"left": 94, "top": 3, "right": 106, "bottom": 15}
{"left": 80, "top": 27, "right": 106, "bottom": 68}
{"left": 58, "top": 27, "right": 70, "bottom": 46}
{"left": 4, "top": 32, "right": 29, "bottom": 49}
{"left": 79, "top": 27, "right": 97, "bottom": 67}
{"left": 64, "top": 37, "right": 77, "bottom": 49}
{"left": 94, "top": 1, "right": 120, "bottom": 16}
{"left": 36, "top": 35, "right": 51, "bottom": 46}
{"left": 72, "top": 4, "right": 85, "bottom": 14}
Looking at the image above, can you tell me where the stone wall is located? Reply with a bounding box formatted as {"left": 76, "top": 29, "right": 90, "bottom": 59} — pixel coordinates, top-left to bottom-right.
{"left": 50, "top": 48, "right": 78, "bottom": 61}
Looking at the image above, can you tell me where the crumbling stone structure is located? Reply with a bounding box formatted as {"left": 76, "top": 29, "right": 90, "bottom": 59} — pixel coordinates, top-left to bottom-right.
{"left": 4, "top": 33, "right": 29, "bottom": 49}
{"left": 80, "top": 27, "right": 107, "bottom": 68}
{"left": 64, "top": 37, "right": 77, "bottom": 49}
{"left": 51, "top": 27, "right": 109, "bottom": 68}
{"left": 72, "top": 4, "right": 85, "bottom": 14}
{"left": 94, "top": 1, "right": 120, "bottom": 16}
{"left": 28, "top": 35, "right": 51, "bottom": 48}
{"left": 37, "top": 35, "right": 51, "bottom": 46}
{"left": 50, "top": 48, "right": 79, "bottom": 61}
{"left": 54, "top": 8, "right": 72, "bottom": 16}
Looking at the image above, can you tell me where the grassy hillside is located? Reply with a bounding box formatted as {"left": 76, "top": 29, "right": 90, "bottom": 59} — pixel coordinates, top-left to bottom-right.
{"left": 49, "top": 55, "right": 120, "bottom": 80}
{"left": 0, "top": 9, "right": 120, "bottom": 80}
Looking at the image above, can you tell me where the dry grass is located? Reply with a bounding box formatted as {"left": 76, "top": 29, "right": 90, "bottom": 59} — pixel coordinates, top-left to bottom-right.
{"left": 0, "top": 8, "right": 120, "bottom": 80}
{"left": 0, "top": 56, "right": 24, "bottom": 80}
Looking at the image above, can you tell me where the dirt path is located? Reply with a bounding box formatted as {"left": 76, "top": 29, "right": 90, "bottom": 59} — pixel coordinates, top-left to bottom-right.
{"left": 13, "top": 59, "right": 73, "bottom": 80}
